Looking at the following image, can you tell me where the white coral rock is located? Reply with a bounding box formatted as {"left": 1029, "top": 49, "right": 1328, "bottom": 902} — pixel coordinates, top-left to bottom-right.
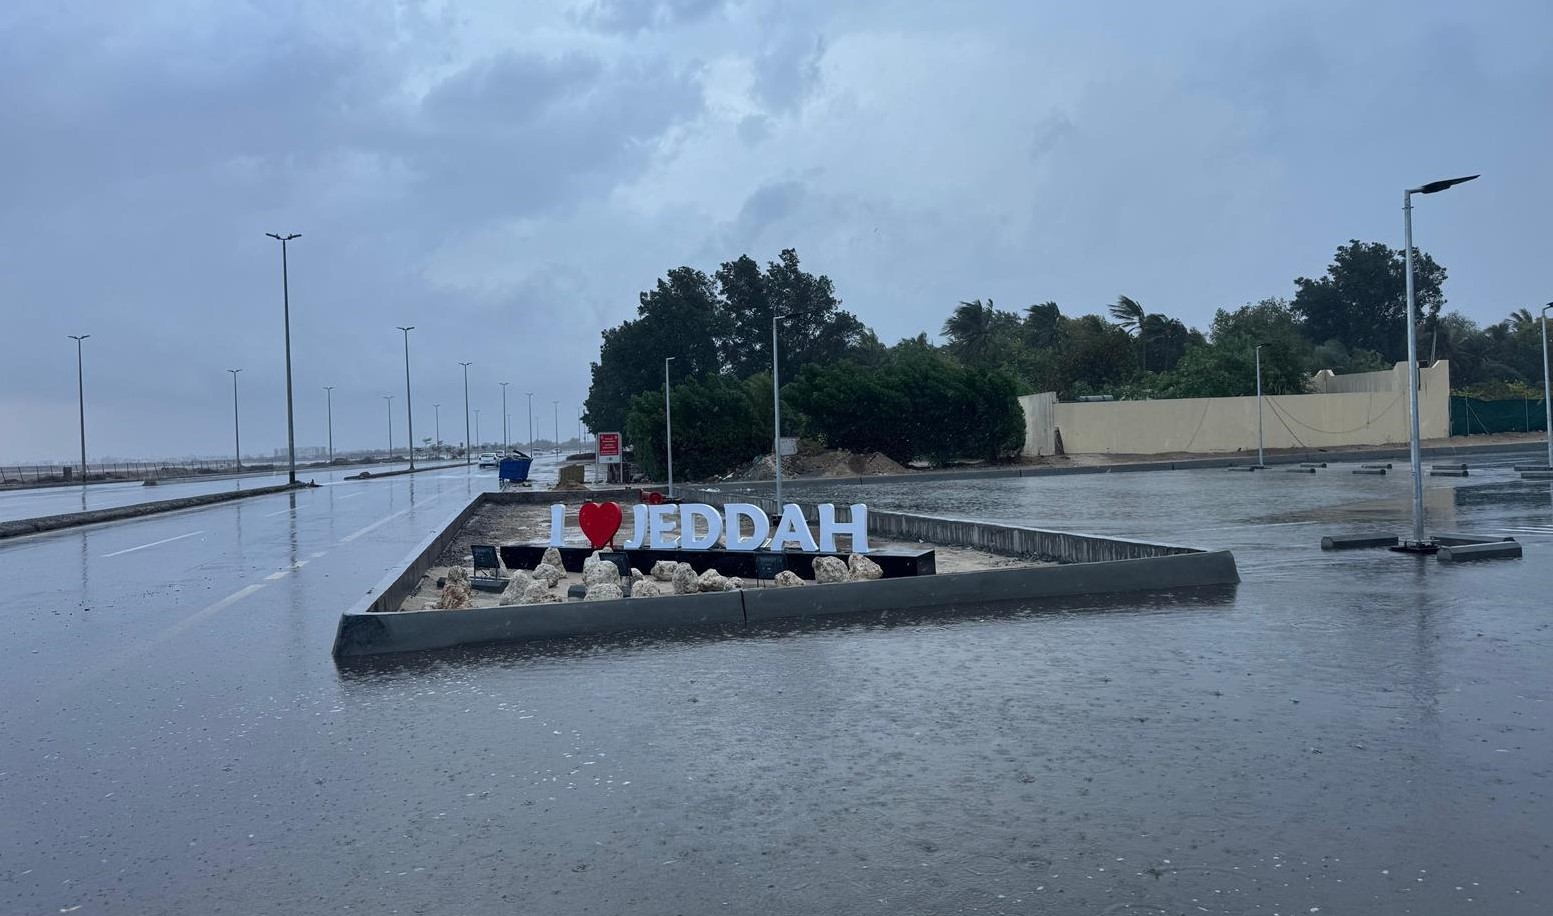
{"left": 812, "top": 555, "right": 849, "bottom": 584}
{"left": 847, "top": 553, "right": 883, "bottom": 581}
{"left": 773, "top": 570, "right": 804, "bottom": 588}
{"left": 585, "top": 582, "right": 624, "bottom": 601}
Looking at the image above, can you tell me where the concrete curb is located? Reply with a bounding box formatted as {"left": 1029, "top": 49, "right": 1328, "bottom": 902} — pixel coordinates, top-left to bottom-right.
{"left": 0, "top": 482, "right": 311, "bottom": 541}
{"left": 343, "top": 461, "right": 468, "bottom": 480}
{"left": 702, "top": 439, "right": 1549, "bottom": 492}
{"left": 331, "top": 491, "right": 1241, "bottom": 657}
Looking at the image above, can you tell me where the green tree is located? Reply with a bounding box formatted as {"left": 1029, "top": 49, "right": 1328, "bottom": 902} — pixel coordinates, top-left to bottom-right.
{"left": 942, "top": 298, "right": 1023, "bottom": 370}
{"left": 716, "top": 249, "right": 874, "bottom": 381}
{"left": 583, "top": 266, "right": 725, "bottom": 433}
{"left": 1292, "top": 240, "right": 1447, "bottom": 362}
{"left": 1055, "top": 314, "right": 1137, "bottom": 396}
{"left": 1023, "top": 301, "right": 1063, "bottom": 350}
{"left": 624, "top": 374, "right": 766, "bottom": 481}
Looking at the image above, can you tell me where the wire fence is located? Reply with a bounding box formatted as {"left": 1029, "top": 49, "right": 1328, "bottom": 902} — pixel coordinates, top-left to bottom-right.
{"left": 0, "top": 458, "right": 270, "bottom": 486}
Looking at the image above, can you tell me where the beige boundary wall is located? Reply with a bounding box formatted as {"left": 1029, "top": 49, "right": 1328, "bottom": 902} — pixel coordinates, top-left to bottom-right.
{"left": 1019, "top": 361, "right": 1449, "bottom": 456}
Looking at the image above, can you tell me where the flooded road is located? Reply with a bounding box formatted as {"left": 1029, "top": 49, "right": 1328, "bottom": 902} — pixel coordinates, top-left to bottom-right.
{"left": 3, "top": 453, "right": 1549, "bottom": 913}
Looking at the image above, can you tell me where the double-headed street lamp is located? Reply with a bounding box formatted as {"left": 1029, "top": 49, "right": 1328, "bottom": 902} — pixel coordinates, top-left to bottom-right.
{"left": 68, "top": 334, "right": 90, "bottom": 482}
{"left": 227, "top": 368, "right": 243, "bottom": 471}
{"left": 553, "top": 400, "right": 559, "bottom": 456}
{"left": 1399, "top": 174, "right": 1478, "bottom": 551}
{"left": 265, "top": 232, "right": 301, "bottom": 485}
{"left": 459, "top": 362, "right": 473, "bottom": 463}
{"left": 664, "top": 356, "right": 676, "bottom": 498}
{"left": 433, "top": 403, "right": 441, "bottom": 450}
{"left": 397, "top": 326, "right": 416, "bottom": 470}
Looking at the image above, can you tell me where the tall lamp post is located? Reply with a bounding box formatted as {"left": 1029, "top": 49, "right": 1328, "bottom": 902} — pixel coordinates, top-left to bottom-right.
{"left": 499, "top": 382, "right": 510, "bottom": 452}
{"left": 459, "top": 362, "right": 473, "bottom": 464}
{"left": 323, "top": 386, "right": 335, "bottom": 463}
{"left": 1540, "top": 302, "right": 1552, "bottom": 471}
{"left": 397, "top": 326, "right": 416, "bottom": 470}
{"left": 525, "top": 392, "right": 535, "bottom": 452}
{"left": 1254, "top": 344, "right": 1265, "bottom": 469}
{"left": 433, "top": 403, "right": 441, "bottom": 451}
{"left": 69, "top": 334, "right": 89, "bottom": 482}
{"left": 227, "top": 368, "right": 243, "bottom": 471}
{"left": 1399, "top": 174, "right": 1478, "bottom": 551}
{"left": 553, "top": 400, "right": 559, "bottom": 456}
{"left": 474, "top": 408, "right": 481, "bottom": 449}
{"left": 664, "top": 357, "right": 676, "bottom": 497}
{"left": 264, "top": 232, "right": 301, "bottom": 485}
{"left": 383, "top": 395, "right": 395, "bottom": 460}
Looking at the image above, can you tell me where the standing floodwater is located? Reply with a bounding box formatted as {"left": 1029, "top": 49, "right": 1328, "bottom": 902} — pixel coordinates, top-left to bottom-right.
{"left": 2, "top": 454, "right": 1550, "bottom": 914}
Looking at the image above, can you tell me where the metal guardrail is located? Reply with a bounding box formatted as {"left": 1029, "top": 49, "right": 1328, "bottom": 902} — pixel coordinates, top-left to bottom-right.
{"left": 0, "top": 459, "right": 258, "bottom": 485}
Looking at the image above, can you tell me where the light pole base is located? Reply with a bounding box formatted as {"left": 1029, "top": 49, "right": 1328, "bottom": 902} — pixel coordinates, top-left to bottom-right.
{"left": 1389, "top": 540, "right": 1440, "bottom": 555}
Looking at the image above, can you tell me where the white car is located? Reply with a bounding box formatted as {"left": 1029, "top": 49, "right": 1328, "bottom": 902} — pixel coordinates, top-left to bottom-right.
{"left": 477, "top": 452, "right": 499, "bottom": 468}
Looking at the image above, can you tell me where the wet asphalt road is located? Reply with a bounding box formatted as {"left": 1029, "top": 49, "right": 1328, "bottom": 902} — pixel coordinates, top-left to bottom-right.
{"left": 0, "top": 461, "right": 426, "bottom": 524}
{"left": 2, "top": 453, "right": 1550, "bottom": 914}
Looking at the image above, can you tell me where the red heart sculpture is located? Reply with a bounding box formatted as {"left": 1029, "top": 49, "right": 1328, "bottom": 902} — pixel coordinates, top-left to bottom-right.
{"left": 577, "top": 501, "right": 624, "bottom": 550}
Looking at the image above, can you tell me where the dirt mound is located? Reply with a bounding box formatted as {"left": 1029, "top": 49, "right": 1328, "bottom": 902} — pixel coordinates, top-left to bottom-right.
{"left": 725, "top": 448, "right": 909, "bottom": 480}
{"left": 551, "top": 479, "right": 590, "bottom": 491}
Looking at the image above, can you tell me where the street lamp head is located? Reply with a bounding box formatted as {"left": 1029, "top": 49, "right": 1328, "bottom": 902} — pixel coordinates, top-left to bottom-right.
{"left": 265, "top": 232, "right": 302, "bottom": 241}
{"left": 1542, "top": 302, "right": 1552, "bottom": 313}
{"left": 69, "top": 334, "right": 90, "bottom": 341}
{"left": 397, "top": 326, "right": 415, "bottom": 333}
{"left": 1410, "top": 175, "right": 1479, "bottom": 195}
{"left": 228, "top": 368, "right": 241, "bottom": 374}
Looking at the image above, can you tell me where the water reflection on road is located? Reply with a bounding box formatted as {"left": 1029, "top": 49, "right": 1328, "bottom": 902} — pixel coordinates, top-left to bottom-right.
{"left": 2, "top": 452, "right": 1549, "bottom": 914}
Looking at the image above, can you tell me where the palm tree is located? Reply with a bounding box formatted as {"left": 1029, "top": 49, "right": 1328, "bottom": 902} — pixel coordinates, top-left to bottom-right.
{"left": 1024, "top": 301, "right": 1062, "bottom": 349}
{"left": 1110, "top": 295, "right": 1148, "bottom": 370}
{"left": 1509, "top": 307, "right": 1536, "bottom": 332}
{"left": 943, "top": 299, "right": 1003, "bottom": 366}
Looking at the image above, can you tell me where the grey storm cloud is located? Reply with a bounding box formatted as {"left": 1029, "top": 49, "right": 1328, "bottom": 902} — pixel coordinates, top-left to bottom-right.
{"left": 1, "top": 0, "right": 1550, "bottom": 463}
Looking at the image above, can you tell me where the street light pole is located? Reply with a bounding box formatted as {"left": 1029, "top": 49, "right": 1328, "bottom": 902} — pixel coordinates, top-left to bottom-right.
{"left": 525, "top": 392, "right": 534, "bottom": 452}
{"left": 228, "top": 369, "right": 243, "bottom": 471}
{"left": 1400, "top": 174, "right": 1477, "bottom": 549}
{"left": 771, "top": 313, "right": 783, "bottom": 508}
{"left": 433, "top": 403, "right": 441, "bottom": 449}
{"left": 383, "top": 395, "right": 394, "bottom": 460}
{"left": 69, "top": 334, "right": 89, "bottom": 482}
{"left": 1254, "top": 344, "right": 1265, "bottom": 469}
{"left": 664, "top": 357, "right": 676, "bottom": 497}
{"left": 474, "top": 408, "right": 481, "bottom": 449}
{"left": 553, "top": 400, "right": 559, "bottom": 456}
{"left": 264, "top": 232, "right": 301, "bottom": 485}
{"left": 459, "top": 362, "right": 473, "bottom": 464}
{"left": 397, "top": 326, "right": 415, "bottom": 470}
{"left": 323, "top": 386, "right": 335, "bottom": 463}
{"left": 499, "top": 382, "right": 510, "bottom": 452}
{"left": 1541, "top": 302, "right": 1552, "bottom": 470}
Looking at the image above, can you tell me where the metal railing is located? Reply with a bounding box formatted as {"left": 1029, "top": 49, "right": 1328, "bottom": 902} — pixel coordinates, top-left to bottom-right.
{"left": 0, "top": 458, "right": 267, "bottom": 486}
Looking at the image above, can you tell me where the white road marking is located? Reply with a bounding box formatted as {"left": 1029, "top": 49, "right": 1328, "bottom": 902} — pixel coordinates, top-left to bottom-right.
{"left": 101, "top": 530, "right": 205, "bottom": 558}
{"left": 159, "top": 584, "right": 267, "bottom": 639}
{"left": 264, "top": 569, "right": 291, "bottom": 581}
{"left": 337, "top": 491, "right": 367, "bottom": 500}
{"left": 340, "top": 506, "right": 416, "bottom": 543}
{"left": 309, "top": 551, "right": 328, "bottom": 559}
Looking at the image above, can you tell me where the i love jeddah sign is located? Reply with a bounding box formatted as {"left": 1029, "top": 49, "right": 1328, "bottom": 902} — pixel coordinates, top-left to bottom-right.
{"left": 551, "top": 501, "right": 871, "bottom": 553}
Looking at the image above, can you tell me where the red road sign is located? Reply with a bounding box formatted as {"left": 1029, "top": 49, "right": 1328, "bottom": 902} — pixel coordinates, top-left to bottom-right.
{"left": 597, "top": 432, "right": 622, "bottom": 463}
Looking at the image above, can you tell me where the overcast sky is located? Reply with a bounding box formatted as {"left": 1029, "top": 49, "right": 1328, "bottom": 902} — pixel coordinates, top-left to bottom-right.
{"left": 2, "top": 0, "right": 1549, "bottom": 463}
